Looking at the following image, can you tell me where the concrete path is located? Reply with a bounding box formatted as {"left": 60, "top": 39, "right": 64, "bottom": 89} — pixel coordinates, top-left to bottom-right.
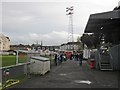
{"left": 11, "top": 60, "right": 119, "bottom": 88}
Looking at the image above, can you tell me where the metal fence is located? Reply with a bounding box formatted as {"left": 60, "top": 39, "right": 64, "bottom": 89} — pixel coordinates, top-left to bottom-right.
{"left": 0, "top": 61, "right": 34, "bottom": 89}
{"left": 94, "top": 44, "right": 120, "bottom": 70}
{"left": 0, "top": 57, "right": 55, "bottom": 87}
{"left": 109, "top": 44, "right": 120, "bottom": 70}
{"left": 94, "top": 50, "right": 100, "bottom": 69}
{"left": 0, "top": 50, "right": 56, "bottom": 89}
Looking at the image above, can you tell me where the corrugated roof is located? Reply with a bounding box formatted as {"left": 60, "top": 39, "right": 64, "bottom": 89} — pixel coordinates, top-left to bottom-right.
{"left": 84, "top": 10, "right": 120, "bottom": 33}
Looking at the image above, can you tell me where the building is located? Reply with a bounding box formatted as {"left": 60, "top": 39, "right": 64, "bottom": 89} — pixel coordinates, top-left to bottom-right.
{"left": 83, "top": 3, "right": 120, "bottom": 70}
{"left": 60, "top": 42, "right": 83, "bottom": 52}
{"left": 10, "top": 44, "right": 59, "bottom": 52}
{"left": 84, "top": 10, "right": 120, "bottom": 46}
{"left": 0, "top": 34, "right": 10, "bottom": 51}
{"left": 40, "top": 45, "right": 59, "bottom": 51}
{"left": 10, "top": 44, "right": 32, "bottom": 51}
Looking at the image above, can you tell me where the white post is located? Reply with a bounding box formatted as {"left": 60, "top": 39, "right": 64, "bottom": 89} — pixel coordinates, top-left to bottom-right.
{"left": 16, "top": 50, "right": 19, "bottom": 64}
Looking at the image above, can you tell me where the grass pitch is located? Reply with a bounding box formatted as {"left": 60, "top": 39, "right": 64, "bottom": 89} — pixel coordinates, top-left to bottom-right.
{"left": 0, "top": 55, "right": 27, "bottom": 67}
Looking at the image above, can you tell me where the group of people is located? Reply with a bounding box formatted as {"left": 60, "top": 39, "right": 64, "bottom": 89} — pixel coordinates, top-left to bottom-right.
{"left": 54, "top": 53, "right": 66, "bottom": 66}
{"left": 54, "top": 51, "right": 83, "bottom": 67}
{"left": 70, "top": 52, "right": 83, "bottom": 66}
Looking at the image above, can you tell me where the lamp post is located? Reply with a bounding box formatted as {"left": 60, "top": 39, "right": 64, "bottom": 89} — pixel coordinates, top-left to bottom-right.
{"left": 66, "top": 6, "right": 74, "bottom": 51}
{"left": 66, "top": 6, "right": 74, "bottom": 43}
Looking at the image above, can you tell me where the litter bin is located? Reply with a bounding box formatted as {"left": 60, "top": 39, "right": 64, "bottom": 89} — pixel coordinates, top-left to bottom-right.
{"left": 30, "top": 56, "right": 50, "bottom": 75}
{"left": 90, "top": 59, "right": 95, "bottom": 69}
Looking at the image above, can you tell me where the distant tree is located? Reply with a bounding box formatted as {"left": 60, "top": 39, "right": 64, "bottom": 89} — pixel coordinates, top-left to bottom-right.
{"left": 76, "top": 36, "right": 81, "bottom": 42}
{"left": 31, "top": 44, "right": 35, "bottom": 47}
{"left": 19, "top": 44, "right": 24, "bottom": 47}
{"left": 90, "top": 34, "right": 100, "bottom": 48}
{"left": 81, "top": 34, "right": 92, "bottom": 48}
{"left": 81, "top": 34, "right": 100, "bottom": 48}
{"left": 113, "top": 6, "right": 120, "bottom": 10}
{"left": 76, "top": 36, "right": 83, "bottom": 50}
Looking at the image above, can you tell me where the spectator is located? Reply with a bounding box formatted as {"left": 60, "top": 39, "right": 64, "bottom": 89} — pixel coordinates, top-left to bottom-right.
{"left": 54, "top": 53, "right": 57, "bottom": 66}
{"left": 63, "top": 54, "right": 66, "bottom": 61}
{"left": 70, "top": 53, "right": 73, "bottom": 60}
{"left": 75, "top": 53, "right": 78, "bottom": 61}
{"left": 57, "top": 53, "right": 61, "bottom": 64}
{"left": 60, "top": 54, "right": 63, "bottom": 63}
{"left": 78, "top": 52, "right": 83, "bottom": 66}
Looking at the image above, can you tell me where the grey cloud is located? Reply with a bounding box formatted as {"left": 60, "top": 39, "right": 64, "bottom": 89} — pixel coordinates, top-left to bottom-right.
{"left": 2, "top": 1, "right": 119, "bottom": 45}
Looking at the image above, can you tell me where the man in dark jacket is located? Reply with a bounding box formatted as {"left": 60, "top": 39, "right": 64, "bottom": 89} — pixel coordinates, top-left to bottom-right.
{"left": 54, "top": 54, "right": 58, "bottom": 65}
{"left": 78, "top": 52, "right": 83, "bottom": 66}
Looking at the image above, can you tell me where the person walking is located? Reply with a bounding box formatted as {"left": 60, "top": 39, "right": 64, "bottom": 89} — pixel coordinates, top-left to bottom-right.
{"left": 57, "top": 53, "right": 61, "bottom": 65}
{"left": 75, "top": 53, "right": 78, "bottom": 61}
{"left": 63, "top": 54, "right": 66, "bottom": 61}
{"left": 70, "top": 53, "right": 73, "bottom": 60}
{"left": 54, "top": 53, "right": 58, "bottom": 66}
{"left": 60, "top": 53, "right": 63, "bottom": 63}
{"left": 78, "top": 52, "right": 83, "bottom": 66}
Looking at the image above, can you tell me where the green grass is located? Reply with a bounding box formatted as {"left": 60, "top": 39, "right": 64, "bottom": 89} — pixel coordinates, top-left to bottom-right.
{"left": 1, "top": 55, "right": 16, "bottom": 67}
{"left": 0, "top": 55, "right": 27, "bottom": 67}
{"left": 1, "top": 55, "right": 53, "bottom": 67}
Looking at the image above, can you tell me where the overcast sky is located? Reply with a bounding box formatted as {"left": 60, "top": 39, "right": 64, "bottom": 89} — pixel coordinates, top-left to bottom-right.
{"left": 1, "top": 0, "right": 119, "bottom": 45}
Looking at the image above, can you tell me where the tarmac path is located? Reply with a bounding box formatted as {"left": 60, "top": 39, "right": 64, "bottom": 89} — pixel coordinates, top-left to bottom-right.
{"left": 11, "top": 60, "right": 119, "bottom": 88}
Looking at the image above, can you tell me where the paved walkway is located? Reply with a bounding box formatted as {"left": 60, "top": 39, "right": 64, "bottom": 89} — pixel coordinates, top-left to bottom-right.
{"left": 11, "top": 60, "right": 119, "bottom": 88}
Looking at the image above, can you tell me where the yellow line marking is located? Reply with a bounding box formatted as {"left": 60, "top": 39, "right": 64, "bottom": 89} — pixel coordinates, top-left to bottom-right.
{"left": 0, "top": 79, "right": 20, "bottom": 89}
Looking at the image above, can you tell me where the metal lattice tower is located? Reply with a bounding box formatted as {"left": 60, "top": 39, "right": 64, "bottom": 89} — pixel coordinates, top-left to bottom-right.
{"left": 66, "top": 6, "right": 74, "bottom": 43}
